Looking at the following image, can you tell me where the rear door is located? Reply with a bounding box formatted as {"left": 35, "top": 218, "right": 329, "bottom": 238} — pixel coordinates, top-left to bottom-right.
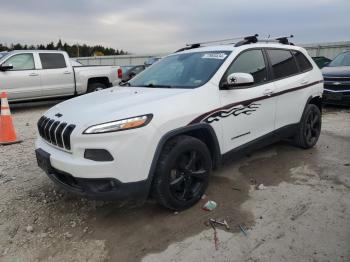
{"left": 39, "top": 53, "right": 75, "bottom": 97}
{"left": 0, "top": 53, "right": 42, "bottom": 100}
{"left": 266, "top": 49, "right": 312, "bottom": 129}
{"left": 218, "top": 49, "right": 277, "bottom": 152}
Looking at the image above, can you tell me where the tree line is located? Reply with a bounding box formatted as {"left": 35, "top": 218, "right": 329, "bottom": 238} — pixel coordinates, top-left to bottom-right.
{"left": 0, "top": 40, "right": 128, "bottom": 57}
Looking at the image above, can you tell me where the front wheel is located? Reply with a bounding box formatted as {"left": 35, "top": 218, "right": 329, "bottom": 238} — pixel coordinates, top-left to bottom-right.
{"left": 293, "top": 104, "right": 322, "bottom": 149}
{"left": 152, "top": 136, "right": 212, "bottom": 210}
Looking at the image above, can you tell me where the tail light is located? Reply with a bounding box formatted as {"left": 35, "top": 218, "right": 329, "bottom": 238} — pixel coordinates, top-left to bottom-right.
{"left": 117, "top": 68, "right": 122, "bottom": 79}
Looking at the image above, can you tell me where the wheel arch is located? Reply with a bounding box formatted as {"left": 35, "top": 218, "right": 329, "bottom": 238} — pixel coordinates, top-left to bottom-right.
{"left": 308, "top": 95, "right": 322, "bottom": 112}
{"left": 145, "top": 124, "right": 222, "bottom": 196}
{"left": 87, "top": 77, "right": 111, "bottom": 87}
{"left": 299, "top": 95, "right": 322, "bottom": 123}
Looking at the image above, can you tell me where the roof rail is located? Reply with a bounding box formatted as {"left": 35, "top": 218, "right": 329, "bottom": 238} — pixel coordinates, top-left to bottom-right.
{"left": 175, "top": 34, "right": 259, "bottom": 52}
{"left": 175, "top": 33, "right": 295, "bottom": 52}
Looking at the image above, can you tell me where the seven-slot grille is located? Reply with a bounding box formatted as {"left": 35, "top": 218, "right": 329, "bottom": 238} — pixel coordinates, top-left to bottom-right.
{"left": 37, "top": 116, "right": 76, "bottom": 150}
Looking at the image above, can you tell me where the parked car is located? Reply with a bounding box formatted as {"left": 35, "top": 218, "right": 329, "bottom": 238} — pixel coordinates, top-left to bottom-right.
{"left": 322, "top": 51, "right": 350, "bottom": 106}
{"left": 144, "top": 57, "right": 161, "bottom": 67}
{"left": 35, "top": 36, "right": 323, "bottom": 210}
{"left": 120, "top": 65, "right": 146, "bottom": 82}
{"left": 0, "top": 51, "right": 8, "bottom": 59}
{"left": 0, "top": 50, "right": 121, "bottom": 102}
{"left": 120, "top": 65, "right": 133, "bottom": 73}
{"left": 312, "top": 56, "right": 332, "bottom": 68}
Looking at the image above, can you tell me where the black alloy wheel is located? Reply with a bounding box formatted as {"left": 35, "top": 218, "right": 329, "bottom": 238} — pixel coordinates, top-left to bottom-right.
{"left": 152, "top": 135, "right": 212, "bottom": 210}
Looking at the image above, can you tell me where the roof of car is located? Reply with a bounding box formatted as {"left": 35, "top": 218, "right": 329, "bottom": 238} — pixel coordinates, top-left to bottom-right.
{"left": 7, "top": 50, "right": 67, "bottom": 54}
{"left": 174, "top": 42, "right": 304, "bottom": 54}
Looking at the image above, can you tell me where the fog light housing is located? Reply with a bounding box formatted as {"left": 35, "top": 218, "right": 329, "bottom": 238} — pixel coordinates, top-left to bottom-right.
{"left": 84, "top": 149, "right": 114, "bottom": 162}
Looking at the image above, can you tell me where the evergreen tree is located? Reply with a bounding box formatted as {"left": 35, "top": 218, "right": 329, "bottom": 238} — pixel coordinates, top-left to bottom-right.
{"left": 0, "top": 41, "right": 127, "bottom": 56}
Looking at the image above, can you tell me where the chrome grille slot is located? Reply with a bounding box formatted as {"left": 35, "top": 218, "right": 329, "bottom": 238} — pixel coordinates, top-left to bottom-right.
{"left": 49, "top": 121, "right": 60, "bottom": 145}
{"left": 56, "top": 122, "right": 67, "bottom": 148}
{"left": 44, "top": 120, "right": 55, "bottom": 141}
{"left": 37, "top": 117, "right": 75, "bottom": 151}
{"left": 63, "top": 125, "right": 76, "bottom": 150}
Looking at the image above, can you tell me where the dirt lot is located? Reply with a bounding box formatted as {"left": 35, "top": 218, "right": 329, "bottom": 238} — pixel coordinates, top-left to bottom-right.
{"left": 0, "top": 102, "right": 349, "bottom": 262}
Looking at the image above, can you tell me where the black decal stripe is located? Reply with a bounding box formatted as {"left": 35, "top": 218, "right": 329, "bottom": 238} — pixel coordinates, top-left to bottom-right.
{"left": 189, "top": 80, "right": 323, "bottom": 125}
{"left": 231, "top": 131, "right": 251, "bottom": 140}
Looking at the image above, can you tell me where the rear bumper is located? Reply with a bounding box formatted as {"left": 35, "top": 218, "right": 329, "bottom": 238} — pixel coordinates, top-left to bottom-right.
{"left": 35, "top": 148, "right": 149, "bottom": 201}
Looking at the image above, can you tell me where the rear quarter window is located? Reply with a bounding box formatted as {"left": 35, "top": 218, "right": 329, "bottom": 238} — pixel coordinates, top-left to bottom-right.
{"left": 292, "top": 51, "right": 313, "bottom": 72}
{"left": 266, "top": 49, "right": 299, "bottom": 80}
{"left": 39, "top": 53, "right": 66, "bottom": 69}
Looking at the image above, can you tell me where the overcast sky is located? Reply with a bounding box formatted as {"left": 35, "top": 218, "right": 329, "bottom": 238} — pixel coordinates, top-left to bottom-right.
{"left": 1, "top": 0, "right": 350, "bottom": 54}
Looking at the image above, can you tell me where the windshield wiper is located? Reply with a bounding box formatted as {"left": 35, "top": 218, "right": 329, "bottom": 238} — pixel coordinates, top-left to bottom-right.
{"left": 144, "top": 83, "right": 172, "bottom": 88}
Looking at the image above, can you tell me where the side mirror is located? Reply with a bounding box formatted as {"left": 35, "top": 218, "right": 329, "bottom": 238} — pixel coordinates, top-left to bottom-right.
{"left": 225, "top": 73, "right": 254, "bottom": 88}
{"left": 0, "top": 64, "right": 13, "bottom": 71}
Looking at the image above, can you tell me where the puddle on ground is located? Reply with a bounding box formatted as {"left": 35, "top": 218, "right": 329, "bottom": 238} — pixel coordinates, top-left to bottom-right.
{"left": 82, "top": 142, "right": 322, "bottom": 261}
{"left": 83, "top": 175, "right": 253, "bottom": 262}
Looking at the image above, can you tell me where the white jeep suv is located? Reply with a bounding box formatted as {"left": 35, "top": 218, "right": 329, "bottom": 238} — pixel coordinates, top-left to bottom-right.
{"left": 35, "top": 36, "right": 323, "bottom": 210}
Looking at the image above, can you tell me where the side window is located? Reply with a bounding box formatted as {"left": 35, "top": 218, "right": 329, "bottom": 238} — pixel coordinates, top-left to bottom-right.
{"left": 223, "top": 49, "right": 267, "bottom": 86}
{"left": 39, "top": 53, "right": 66, "bottom": 69}
{"left": 292, "top": 51, "right": 313, "bottom": 72}
{"left": 266, "top": 49, "right": 299, "bottom": 79}
{"left": 2, "top": 54, "right": 35, "bottom": 70}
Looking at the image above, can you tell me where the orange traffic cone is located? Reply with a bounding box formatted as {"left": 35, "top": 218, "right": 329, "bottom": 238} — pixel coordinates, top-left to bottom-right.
{"left": 0, "top": 91, "right": 21, "bottom": 145}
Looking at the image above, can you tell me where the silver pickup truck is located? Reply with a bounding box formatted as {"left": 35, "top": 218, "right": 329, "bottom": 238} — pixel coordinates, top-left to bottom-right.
{"left": 0, "top": 50, "right": 121, "bottom": 101}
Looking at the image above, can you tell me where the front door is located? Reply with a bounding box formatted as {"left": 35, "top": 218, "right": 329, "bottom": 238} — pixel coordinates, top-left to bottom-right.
{"left": 0, "top": 53, "right": 42, "bottom": 100}
{"left": 217, "top": 49, "right": 276, "bottom": 153}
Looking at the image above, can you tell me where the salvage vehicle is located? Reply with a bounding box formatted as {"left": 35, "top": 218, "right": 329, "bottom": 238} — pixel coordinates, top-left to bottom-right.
{"left": 35, "top": 35, "right": 323, "bottom": 210}
{"left": 144, "top": 57, "right": 161, "bottom": 66}
{"left": 322, "top": 50, "right": 350, "bottom": 106}
{"left": 312, "top": 56, "right": 332, "bottom": 69}
{"left": 120, "top": 65, "right": 146, "bottom": 83}
{"left": 0, "top": 50, "right": 121, "bottom": 102}
{"left": 0, "top": 51, "right": 7, "bottom": 59}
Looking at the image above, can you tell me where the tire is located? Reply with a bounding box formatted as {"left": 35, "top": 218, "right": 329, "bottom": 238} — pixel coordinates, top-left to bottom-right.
{"left": 87, "top": 82, "right": 107, "bottom": 93}
{"left": 152, "top": 135, "right": 212, "bottom": 210}
{"left": 293, "top": 104, "right": 322, "bottom": 149}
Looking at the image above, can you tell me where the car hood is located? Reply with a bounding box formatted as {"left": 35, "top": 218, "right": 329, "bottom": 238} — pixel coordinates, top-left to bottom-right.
{"left": 44, "top": 86, "right": 190, "bottom": 128}
{"left": 322, "top": 66, "right": 350, "bottom": 77}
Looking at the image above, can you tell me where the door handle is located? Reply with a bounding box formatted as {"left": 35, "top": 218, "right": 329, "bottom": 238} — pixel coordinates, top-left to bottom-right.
{"left": 263, "top": 89, "right": 274, "bottom": 96}
{"left": 29, "top": 73, "right": 39, "bottom": 76}
{"left": 63, "top": 71, "right": 71, "bottom": 74}
{"left": 300, "top": 80, "right": 309, "bottom": 85}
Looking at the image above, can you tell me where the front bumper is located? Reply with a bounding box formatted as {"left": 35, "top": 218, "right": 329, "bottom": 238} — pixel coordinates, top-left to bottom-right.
{"left": 323, "top": 89, "right": 350, "bottom": 106}
{"left": 323, "top": 80, "right": 350, "bottom": 106}
{"left": 35, "top": 148, "right": 149, "bottom": 200}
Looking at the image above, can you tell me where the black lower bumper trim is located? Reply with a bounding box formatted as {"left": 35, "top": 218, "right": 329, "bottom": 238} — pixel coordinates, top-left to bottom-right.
{"left": 323, "top": 91, "right": 350, "bottom": 106}
{"left": 35, "top": 149, "right": 149, "bottom": 201}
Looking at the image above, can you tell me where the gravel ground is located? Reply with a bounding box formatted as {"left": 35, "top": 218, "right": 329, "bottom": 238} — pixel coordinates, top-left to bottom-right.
{"left": 0, "top": 101, "right": 349, "bottom": 262}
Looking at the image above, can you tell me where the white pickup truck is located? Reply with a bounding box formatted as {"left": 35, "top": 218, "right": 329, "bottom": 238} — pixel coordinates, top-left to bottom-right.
{"left": 0, "top": 50, "right": 121, "bottom": 101}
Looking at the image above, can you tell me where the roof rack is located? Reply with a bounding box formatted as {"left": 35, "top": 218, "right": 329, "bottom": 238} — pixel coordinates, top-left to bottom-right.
{"left": 175, "top": 34, "right": 259, "bottom": 52}
{"left": 234, "top": 34, "right": 259, "bottom": 47}
{"left": 259, "top": 35, "right": 294, "bottom": 45}
{"left": 175, "top": 34, "right": 294, "bottom": 52}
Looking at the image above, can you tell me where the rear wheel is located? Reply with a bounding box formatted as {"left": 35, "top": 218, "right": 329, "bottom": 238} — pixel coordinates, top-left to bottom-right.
{"left": 293, "top": 104, "right": 321, "bottom": 149}
{"left": 87, "top": 82, "right": 107, "bottom": 93}
{"left": 152, "top": 136, "right": 212, "bottom": 210}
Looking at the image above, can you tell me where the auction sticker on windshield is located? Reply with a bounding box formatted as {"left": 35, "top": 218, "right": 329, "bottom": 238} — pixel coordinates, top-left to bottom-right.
{"left": 202, "top": 53, "right": 228, "bottom": 59}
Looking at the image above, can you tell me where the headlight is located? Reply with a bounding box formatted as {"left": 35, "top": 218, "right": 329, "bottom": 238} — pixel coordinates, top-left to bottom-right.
{"left": 83, "top": 114, "right": 153, "bottom": 134}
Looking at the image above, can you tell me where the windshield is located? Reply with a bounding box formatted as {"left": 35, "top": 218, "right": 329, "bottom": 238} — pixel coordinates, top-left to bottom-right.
{"left": 327, "top": 52, "right": 350, "bottom": 67}
{"left": 128, "top": 51, "right": 231, "bottom": 89}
